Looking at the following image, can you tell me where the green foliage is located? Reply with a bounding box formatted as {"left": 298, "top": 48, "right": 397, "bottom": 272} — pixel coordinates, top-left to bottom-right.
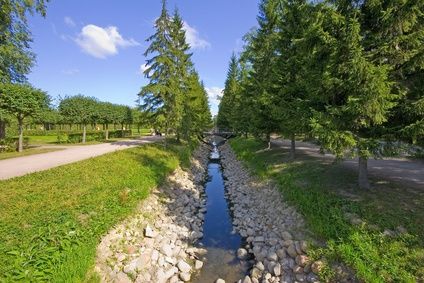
{"left": 139, "top": 1, "right": 211, "bottom": 140}
{"left": 0, "top": 83, "right": 49, "bottom": 121}
{"left": 220, "top": 0, "right": 419, "bottom": 187}
{"left": 58, "top": 95, "right": 98, "bottom": 126}
{"left": 217, "top": 54, "right": 240, "bottom": 131}
{"left": 230, "top": 137, "right": 424, "bottom": 282}
{"left": 0, "top": 143, "right": 191, "bottom": 282}
{"left": 0, "top": 0, "right": 49, "bottom": 83}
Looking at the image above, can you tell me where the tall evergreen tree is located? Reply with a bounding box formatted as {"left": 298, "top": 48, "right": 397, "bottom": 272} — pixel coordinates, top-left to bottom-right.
{"left": 139, "top": 0, "right": 177, "bottom": 144}
{"left": 274, "top": 0, "right": 314, "bottom": 158}
{"left": 217, "top": 54, "right": 240, "bottom": 131}
{"left": 170, "top": 9, "right": 194, "bottom": 140}
{"left": 241, "top": 0, "right": 282, "bottom": 147}
{"left": 310, "top": 7, "right": 397, "bottom": 189}
{"left": 359, "top": 0, "right": 424, "bottom": 145}
{"left": 139, "top": 2, "right": 211, "bottom": 142}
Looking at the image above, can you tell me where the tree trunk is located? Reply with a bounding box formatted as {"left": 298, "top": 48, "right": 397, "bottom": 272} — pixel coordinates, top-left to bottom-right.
{"left": 266, "top": 133, "right": 271, "bottom": 150}
{"left": 18, "top": 118, "right": 24, "bottom": 152}
{"left": 290, "top": 134, "right": 296, "bottom": 159}
{"left": 82, "top": 125, "right": 87, "bottom": 143}
{"left": 244, "top": 132, "right": 248, "bottom": 139}
{"left": 0, "top": 120, "right": 6, "bottom": 139}
{"left": 137, "top": 125, "right": 140, "bottom": 134}
{"left": 105, "top": 124, "right": 109, "bottom": 140}
{"left": 358, "top": 156, "right": 370, "bottom": 190}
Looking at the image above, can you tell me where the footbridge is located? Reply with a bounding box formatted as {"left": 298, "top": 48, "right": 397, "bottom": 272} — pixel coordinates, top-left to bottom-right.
{"left": 199, "top": 130, "right": 236, "bottom": 146}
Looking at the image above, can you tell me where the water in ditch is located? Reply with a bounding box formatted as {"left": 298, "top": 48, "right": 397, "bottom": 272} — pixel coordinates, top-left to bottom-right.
{"left": 192, "top": 142, "right": 250, "bottom": 282}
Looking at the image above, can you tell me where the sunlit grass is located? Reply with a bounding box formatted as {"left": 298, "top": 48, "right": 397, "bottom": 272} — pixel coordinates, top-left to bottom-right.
{"left": 0, "top": 142, "right": 191, "bottom": 282}
{"left": 230, "top": 137, "right": 424, "bottom": 282}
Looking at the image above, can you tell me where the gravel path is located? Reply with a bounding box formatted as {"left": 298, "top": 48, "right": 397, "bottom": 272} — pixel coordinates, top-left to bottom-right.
{"left": 273, "top": 139, "right": 424, "bottom": 189}
{"left": 0, "top": 136, "right": 162, "bottom": 180}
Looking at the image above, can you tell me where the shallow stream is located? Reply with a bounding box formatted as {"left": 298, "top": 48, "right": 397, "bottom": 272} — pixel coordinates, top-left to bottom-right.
{"left": 192, "top": 142, "right": 250, "bottom": 282}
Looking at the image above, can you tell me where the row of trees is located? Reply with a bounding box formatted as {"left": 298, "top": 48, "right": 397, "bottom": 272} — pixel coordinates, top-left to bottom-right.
{"left": 139, "top": 1, "right": 212, "bottom": 144}
{"left": 58, "top": 95, "right": 136, "bottom": 142}
{"left": 217, "top": 0, "right": 423, "bottom": 189}
{"left": 0, "top": 88, "right": 142, "bottom": 150}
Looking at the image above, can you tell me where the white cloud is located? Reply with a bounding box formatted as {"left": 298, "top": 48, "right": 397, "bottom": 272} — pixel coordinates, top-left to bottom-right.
{"left": 75, "top": 24, "right": 140, "bottom": 59}
{"left": 62, "top": 68, "right": 80, "bottom": 75}
{"left": 64, "top": 16, "right": 76, "bottom": 28}
{"left": 183, "top": 22, "right": 211, "bottom": 50}
{"left": 205, "top": 87, "right": 223, "bottom": 116}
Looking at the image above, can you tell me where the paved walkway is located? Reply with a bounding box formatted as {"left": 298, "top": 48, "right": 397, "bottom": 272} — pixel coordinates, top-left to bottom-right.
{"left": 273, "top": 139, "right": 424, "bottom": 189}
{"left": 0, "top": 136, "right": 162, "bottom": 180}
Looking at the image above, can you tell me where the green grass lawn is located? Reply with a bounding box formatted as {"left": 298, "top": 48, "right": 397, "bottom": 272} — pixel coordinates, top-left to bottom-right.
{"left": 0, "top": 148, "right": 63, "bottom": 160}
{"left": 230, "top": 137, "right": 424, "bottom": 282}
{"left": 0, "top": 142, "right": 192, "bottom": 282}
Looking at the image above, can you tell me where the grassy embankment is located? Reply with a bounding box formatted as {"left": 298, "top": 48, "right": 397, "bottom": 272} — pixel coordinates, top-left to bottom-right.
{"left": 0, "top": 141, "right": 193, "bottom": 282}
{"left": 230, "top": 137, "right": 424, "bottom": 283}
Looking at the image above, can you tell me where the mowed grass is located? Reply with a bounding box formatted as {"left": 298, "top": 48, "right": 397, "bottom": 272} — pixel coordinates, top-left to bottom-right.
{"left": 230, "top": 137, "right": 424, "bottom": 282}
{"left": 0, "top": 147, "right": 63, "bottom": 160}
{"left": 0, "top": 143, "right": 191, "bottom": 282}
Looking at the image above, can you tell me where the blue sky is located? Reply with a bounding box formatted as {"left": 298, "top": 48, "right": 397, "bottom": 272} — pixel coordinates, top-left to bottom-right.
{"left": 27, "top": 1, "right": 259, "bottom": 115}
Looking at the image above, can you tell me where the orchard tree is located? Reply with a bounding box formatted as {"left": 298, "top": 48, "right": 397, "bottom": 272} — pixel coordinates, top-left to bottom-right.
{"left": 36, "top": 108, "right": 61, "bottom": 130}
{"left": 98, "top": 102, "right": 114, "bottom": 140}
{"left": 59, "top": 95, "right": 98, "bottom": 143}
{"left": 0, "top": 0, "right": 49, "bottom": 140}
{"left": 0, "top": 83, "right": 49, "bottom": 151}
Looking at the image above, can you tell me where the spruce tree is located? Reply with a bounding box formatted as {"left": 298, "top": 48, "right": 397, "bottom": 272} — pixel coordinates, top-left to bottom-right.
{"left": 241, "top": 0, "right": 281, "bottom": 147}
{"left": 310, "top": 8, "right": 396, "bottom": 189}
{"left": 217, "top": 54, "right": 239, "bottom": 131}
{"left": 170, "top": 9, "right": 193, "bottom": 140}
{"left": 139, "top": 0, "right": 177, "bottom": 144}
{"left": 274, "top": 0, "right": 314, "bottom": 158}
{"left": 359, "top": 0, "right": 424, "bottom": 145}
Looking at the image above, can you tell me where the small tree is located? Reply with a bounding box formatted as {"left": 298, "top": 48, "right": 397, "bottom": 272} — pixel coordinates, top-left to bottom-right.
{"left": 98, "top": 102, "right": 114, "bottom": 140}
{"left": 0, "top": 83, "right": 49, "bottom": 151}
{"left": 59, "top": 95, "right": 97, "bottom": 143}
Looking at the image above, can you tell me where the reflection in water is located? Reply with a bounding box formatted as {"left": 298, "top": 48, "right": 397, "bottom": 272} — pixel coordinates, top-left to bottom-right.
{"left": 193, "top": 144, "right": 249, "bottom": 283}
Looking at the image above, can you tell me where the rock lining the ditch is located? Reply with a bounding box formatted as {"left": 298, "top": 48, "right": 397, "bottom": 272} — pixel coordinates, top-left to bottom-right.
{"left": 95, "top": 145, "right": 210, "bottom": 283}
{"left": 219, "top": 143, "right": 324, "bottom": 283}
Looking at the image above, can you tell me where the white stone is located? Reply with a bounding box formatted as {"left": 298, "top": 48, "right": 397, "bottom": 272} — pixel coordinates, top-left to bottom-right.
{"left": 161, "top": 244, "right": 173, "bottom": 257}
{"left": 180, "top": 272, "right": 191, "bottom": 282}
{"left": 195, "top": 260, "right": 204, "bottom": 270}
{"left": 177, "top": 260, "right": 191, "bottom": 273}
{"left": 144, "top": 225, "right": 155, "bottom": 238}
